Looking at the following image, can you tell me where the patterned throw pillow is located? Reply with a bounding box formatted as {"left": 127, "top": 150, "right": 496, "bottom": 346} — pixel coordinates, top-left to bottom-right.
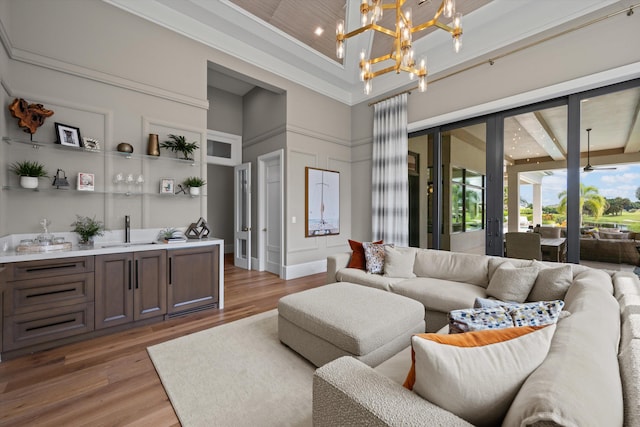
{"left": 362, "top": 242, "right": 393, "bottom": 274}
{"left": 508, "top": 300, "right": 565, "bottom": 327}
{"left": 450, "top": 299, "right": 566, "bottom": 333}
{"left": 347, "top": 239, "right": 383, "bottom": 270}
{"left": 448, "top": 306, "right": 513, "bottom": 334}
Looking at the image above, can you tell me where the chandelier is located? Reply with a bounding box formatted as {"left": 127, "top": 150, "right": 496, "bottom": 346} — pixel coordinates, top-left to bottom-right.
{"left": 336, "top": 0, "right": 463, "bottom": 94}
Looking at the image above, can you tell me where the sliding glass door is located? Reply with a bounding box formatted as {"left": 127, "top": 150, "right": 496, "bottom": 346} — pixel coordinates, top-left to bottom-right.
{"left": 409, "top": 77, "right": 640, "bottom": 267}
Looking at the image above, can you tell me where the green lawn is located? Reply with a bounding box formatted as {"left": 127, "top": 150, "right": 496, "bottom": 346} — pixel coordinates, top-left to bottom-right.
{"left": 583, "top": 211, "right": 640, "bottom": 232}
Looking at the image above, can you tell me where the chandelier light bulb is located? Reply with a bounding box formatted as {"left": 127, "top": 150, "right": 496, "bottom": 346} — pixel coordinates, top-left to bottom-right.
{"left": 336, "top": 41, "right": 344, "bottom": 59}
{"left": 453, "top": 12, "right": 462, "bottom": 30}
{"left": 364, "top": 79, "right": 372, "bottom": 95}
{"left": 444, "top": 0, "right": 455, "bottom": 18}
{"left": 453, "top": 34, "right": 462, "bottom": 53}
{"left": 418, "top": 76, "right": 427, "bottom": 92}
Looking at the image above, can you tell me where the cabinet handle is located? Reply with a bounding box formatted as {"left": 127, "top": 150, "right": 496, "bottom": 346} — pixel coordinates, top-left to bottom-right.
{"left": 169, "top": 257, "right": 173, "bottom": 285}
{"left": 128, "top": 260, "right": 132, "bottom": 290}
{"left": 135, "top": 259, "right": 139, "bottom": 289}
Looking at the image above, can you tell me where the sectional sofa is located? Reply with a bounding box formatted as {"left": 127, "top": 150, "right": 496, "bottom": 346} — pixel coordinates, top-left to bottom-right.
{"left": 314, "top": 247, "right": 640, "bottom": 426}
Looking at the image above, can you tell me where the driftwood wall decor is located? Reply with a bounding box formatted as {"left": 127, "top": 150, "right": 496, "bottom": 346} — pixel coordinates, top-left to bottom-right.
{"left": 8, "top": 98, "right": 54, "bottom": 134}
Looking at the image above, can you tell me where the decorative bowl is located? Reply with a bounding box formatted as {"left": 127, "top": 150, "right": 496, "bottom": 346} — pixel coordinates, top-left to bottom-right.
{"left": 117, "top": 142, "right": 134, "bottom": 153}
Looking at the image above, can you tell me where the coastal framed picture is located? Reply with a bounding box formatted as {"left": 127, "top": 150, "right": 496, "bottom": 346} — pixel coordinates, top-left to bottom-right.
{"left": 305, "top": 167, "right": 340, "bottom": 237}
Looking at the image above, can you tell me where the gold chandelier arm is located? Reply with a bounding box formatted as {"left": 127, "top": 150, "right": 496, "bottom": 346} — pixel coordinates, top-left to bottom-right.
{"left": 369, "top": 53, "right": 394, "bottom": 65}
{"left": 343, "top": 23, "right": 396, "bottom": 40}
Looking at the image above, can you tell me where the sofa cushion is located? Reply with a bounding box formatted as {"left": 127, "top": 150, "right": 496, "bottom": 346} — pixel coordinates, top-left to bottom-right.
{"left": 619, "top": 339, "right": 640, "bottom": 427}
{"left": 383, "top": 246, "right": 417, "bottom": 279}
{"left": 414, "top": 249, "right": 490, "bottom": 288}
{"left": 504, "top": 272, "right": 623, "bottom": 427}
{"left": 390, "top": 277, "right": 488, "bottom": 314}
{"left": 528, "top": 261, "right": 572, "bottom": 301}
{"left": 486, "top": 260, "right": 539, "bottom": 303}
{"left": 601, "top": 231, "right": 629, "bottom": 239}
{"left": 335, "top": 268, "right": 405, "bottom": 292}
{"left": 363, "top": 242, "right": 394, "bottom": 274}
{"left": 347, "top": 239, "right": 382, "bottom": 270}
{"left": 405, "top": 325, "right": 555, "bottom": 427}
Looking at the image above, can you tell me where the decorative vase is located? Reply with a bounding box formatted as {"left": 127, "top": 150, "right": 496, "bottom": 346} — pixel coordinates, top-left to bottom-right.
{"left": 147, "top": 133, "right": 160, "bottom": 156}
{"left": 20, "top": 176, "right": 39, "bottom": 189}
{"left": 77, "top": 238, "right": 94, "bottom": 249}
{"left": 189, "top": 186, "right": 200, "bottom": 196}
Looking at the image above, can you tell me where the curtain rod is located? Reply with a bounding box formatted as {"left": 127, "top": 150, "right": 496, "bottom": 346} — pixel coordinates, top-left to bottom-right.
{"left": 368, "top": 3, "right": 637, "bottom": 107}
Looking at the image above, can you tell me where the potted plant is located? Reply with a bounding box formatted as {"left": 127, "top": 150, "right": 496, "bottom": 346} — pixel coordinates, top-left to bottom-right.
{"left": 10, "top": 160, "right": 48, "bottom": 189}
{"left": 160, "top": 134, "right": 199, "bottom": 161}
{"left": 183, "top": 176, "right": 206, "bottom": 196}
{"left": 71, "top": 215, "right": 105, "bottom": 247}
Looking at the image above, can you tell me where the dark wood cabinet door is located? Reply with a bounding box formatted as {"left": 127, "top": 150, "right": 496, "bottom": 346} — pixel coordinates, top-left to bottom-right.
{"left": 133, "top": 250, "right": 167, "bottom": 321}
{"left": 95, "top": 253, "right": 134, "bottom": 329}
{"left": 167, "top": 246, "right": 219, "bottom": 314}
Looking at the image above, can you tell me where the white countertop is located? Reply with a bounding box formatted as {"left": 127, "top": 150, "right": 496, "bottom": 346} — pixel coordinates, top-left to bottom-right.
{"left": 0, "top": 229, "right": 224, "bottom": 263}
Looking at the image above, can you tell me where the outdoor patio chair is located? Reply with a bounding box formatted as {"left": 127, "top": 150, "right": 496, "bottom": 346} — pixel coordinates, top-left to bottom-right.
{"left": 505, "top": 232, "right": 542, "bottom": 260}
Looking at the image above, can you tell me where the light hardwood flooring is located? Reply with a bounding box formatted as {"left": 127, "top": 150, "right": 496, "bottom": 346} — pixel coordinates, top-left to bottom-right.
{"left": 0, "top": 255, "right": 326, "bottom": 426}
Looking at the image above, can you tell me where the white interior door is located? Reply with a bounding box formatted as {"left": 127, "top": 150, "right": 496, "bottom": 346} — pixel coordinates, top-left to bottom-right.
{"left": 234, "top": 163, "right": 251, "bottom": 270}
{"left": 264, "top": 156, "right": 282, "bottom": 275}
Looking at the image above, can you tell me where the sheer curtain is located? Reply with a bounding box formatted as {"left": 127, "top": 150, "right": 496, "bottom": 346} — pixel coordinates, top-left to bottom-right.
{"left": 372, "top": 93, "right": 408, "bottom": 246}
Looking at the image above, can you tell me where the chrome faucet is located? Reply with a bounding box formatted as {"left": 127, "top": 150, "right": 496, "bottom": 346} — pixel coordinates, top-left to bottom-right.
{"left": 125, "top": 215, "right": 130, "bottom": 243}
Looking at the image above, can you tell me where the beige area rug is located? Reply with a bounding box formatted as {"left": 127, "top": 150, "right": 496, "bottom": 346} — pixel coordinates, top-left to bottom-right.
{"left": 147, "top": 310, "right": 315, "bottom": 427}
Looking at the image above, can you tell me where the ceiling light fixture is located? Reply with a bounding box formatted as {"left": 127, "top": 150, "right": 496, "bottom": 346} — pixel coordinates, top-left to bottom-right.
{"left": 336, "top": 0, "right": 463, "bottom": 94}
{"left": 314, "top": 27, "right": 324, "bottom": 36}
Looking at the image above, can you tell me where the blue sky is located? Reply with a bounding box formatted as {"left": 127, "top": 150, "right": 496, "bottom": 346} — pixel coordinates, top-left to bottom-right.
{"left": 519, "top": 164, "right": 640, "bottom": 207}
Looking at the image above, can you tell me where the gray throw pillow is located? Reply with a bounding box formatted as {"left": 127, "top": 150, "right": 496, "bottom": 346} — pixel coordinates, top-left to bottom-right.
{"left": 486, "top": 262, "right": 539, "bottom": 303}
{"left": 528, "top": 261, "right": 572, "bottom": 301}
{"left": 383, "top": 246, "right": 416, "bottom": 278}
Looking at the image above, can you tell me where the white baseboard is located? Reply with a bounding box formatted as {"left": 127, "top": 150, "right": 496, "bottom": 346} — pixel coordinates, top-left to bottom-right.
{"left": 283, "top": 259, "right": 327, "bottom": 280}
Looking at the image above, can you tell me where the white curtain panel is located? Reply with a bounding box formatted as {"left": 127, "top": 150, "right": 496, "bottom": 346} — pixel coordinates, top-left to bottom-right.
{"left": 372, "top": 93, "right": 409, "bottom": 247}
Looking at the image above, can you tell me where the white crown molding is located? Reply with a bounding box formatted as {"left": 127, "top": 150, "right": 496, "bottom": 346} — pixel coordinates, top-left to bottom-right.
{"left": 408, "top": 61, "right": 640, "bottom": 133}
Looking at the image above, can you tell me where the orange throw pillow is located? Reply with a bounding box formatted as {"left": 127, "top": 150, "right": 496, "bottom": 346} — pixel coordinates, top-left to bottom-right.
{"left": 347, "top": 239, "right": 382, "bottom": 270}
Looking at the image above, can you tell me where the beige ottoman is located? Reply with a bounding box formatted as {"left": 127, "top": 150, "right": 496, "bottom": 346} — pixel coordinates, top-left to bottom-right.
{"left": 278, "top": 282, "right": 425, "bottom": 367}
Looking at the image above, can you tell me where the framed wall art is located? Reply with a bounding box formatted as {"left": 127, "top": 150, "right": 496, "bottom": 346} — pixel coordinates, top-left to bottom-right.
{"left": 160, "top": 178, "right": 175, "bottom": 194}
{"left": 305, "top": 167, "right": 340, "bottom": 237}
{"left": 55, "top": 122, "right": 83, "bottom": 148}
{"left": 77, "top": 172, "right": 95, "bottom": 191}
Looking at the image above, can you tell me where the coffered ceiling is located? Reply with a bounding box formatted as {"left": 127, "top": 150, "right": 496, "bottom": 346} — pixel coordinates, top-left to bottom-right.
{"left": 103, "top": 0, "right": 624, "bottom": 105}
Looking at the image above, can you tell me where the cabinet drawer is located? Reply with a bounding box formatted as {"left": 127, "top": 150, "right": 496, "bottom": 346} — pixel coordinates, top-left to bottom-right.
{"left": 5, "top": 273, "right": 94, "bottom": 316}
{"left": 3, "top": 303, "right": 94, "bottom": 351}
{"left": 7, "top": 257, "right": 94, "bottom": 281}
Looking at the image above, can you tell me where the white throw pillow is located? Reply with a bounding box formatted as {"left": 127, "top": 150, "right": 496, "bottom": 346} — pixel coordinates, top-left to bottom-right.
{"left": 406, "top": 325, "right": 556, "bottom": 427}
{"left": 528, "top": 261, "right": 572, "bottom": 301}
{"left": 487, "top": 261, "right": 539, "bottom": 303}
{"left": 383, "top": 246, "right": 417, "bottom": 278}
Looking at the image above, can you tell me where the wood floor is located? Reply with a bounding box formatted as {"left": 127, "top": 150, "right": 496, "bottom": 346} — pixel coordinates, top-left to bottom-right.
{"left": 0, "top": 255, "right": 326, "bottom": 426}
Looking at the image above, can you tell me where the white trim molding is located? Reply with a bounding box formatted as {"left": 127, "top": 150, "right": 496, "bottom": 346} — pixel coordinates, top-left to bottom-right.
{"left": 283, "top": 258, "right": 327, "bottom": 280}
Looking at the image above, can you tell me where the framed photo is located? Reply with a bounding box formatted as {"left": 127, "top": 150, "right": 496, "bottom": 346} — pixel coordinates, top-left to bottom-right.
{"left": 305, "top": 167, "right": 340, "bottom": 237}
{"left": 83, "top": 137, "right": 100, "bottom": 152}
{"left": 160, "top": 178, "right": 175, "bottom": 194}
{"left": 55, "top": 123, "right": 83, "bottom": 148}
{"left": 77, "top": 172, "right": 95, "bottom": 191}
{"left": 408, "top": 151, "right": 419, "bottom": 176}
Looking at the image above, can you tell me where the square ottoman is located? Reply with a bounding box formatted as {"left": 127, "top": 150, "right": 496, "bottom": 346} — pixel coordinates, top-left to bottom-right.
{"left": 278, "top": 282, "right": 425, "bottom": 367}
